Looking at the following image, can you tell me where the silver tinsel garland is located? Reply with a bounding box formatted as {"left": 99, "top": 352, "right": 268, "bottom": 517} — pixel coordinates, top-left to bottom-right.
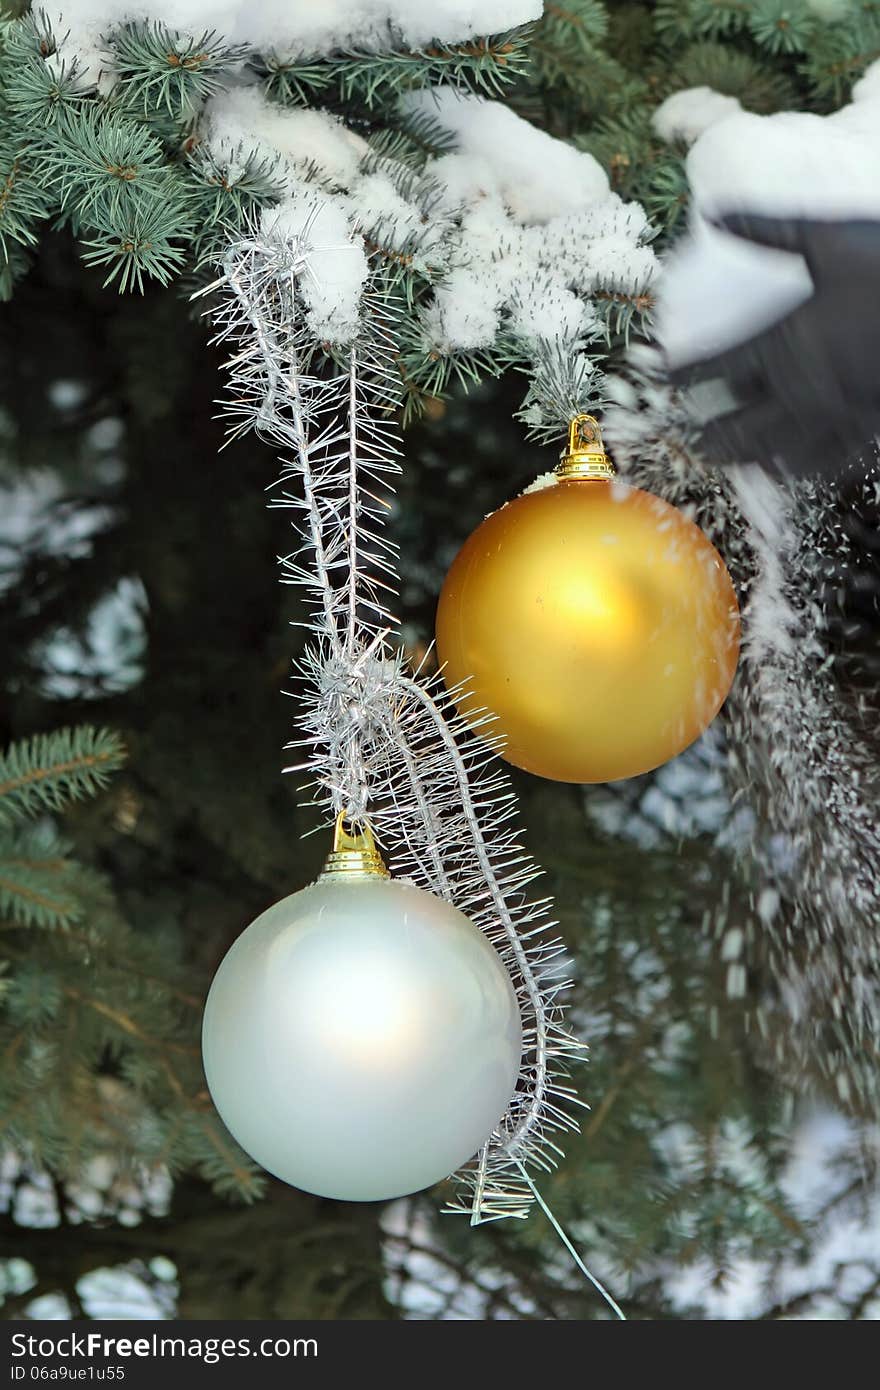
{"left": 199, "top": 219, "right": 587, "bottom": 1224}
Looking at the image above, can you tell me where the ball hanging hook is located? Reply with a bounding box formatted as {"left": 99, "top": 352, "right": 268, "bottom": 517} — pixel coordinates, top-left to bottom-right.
{"left": 319, "top": 809, "right": 390, "bottom": 880}
{"left": 556, "top": 414, "right": 616, "bottom": 481}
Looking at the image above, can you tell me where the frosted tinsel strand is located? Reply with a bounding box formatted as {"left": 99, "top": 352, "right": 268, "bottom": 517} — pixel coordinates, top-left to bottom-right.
{"left": 202, "top": 221, "right": 587, "bottom": 1222}
{"left": 604, "top": 352, "right": 880, "bottom": 1111}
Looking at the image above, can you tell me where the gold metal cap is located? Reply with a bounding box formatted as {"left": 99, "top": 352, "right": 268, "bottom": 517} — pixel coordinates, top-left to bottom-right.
{"left": 319, "top": 810, "right": 390, "bottom": 880}
{"left": 556, "top": 414, "right": 615, "bottom": 481}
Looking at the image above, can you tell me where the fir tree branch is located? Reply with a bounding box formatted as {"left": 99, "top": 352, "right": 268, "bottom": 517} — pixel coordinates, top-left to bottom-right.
{"left": 259, "top": 27, "right": 534, "bottom": 111}
{"left": 249, "top": 52, "right": 334, "bottom": 107}
{"left": 109, "top": 21, "right": 249, "bottom": 121}
{"left": 190, "top": 1113, "right": 267, "bottom": 1202}
{"left": 0, "top": 145, "right": 51, "bottom": 263}
{"left": 332, "top": 29, "right": 535, "bottom": 107}
{"left": 51, "top": 928, "right": 202, "bottom": 1008}
{"left": 61, "top": 987, "right": 198, "bottom": 1055}
{"left": 0, "top": 870, "right": 80, "bottom": 928}
{"left": 0, "top": 727, "right": 125, "bottom": 823}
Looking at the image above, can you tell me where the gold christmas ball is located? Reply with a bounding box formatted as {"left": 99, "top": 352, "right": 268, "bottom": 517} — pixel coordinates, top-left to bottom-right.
{"left": 436, "top": 466, "right": 740, "bottom": 785}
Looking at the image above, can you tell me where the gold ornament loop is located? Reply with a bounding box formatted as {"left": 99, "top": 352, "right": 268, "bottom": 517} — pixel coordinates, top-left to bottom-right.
{"left": 319, "top": 809, "right": 390, "bottom": 880}
{"left": 556, "top": 414, "right": 616, "bottom": 482}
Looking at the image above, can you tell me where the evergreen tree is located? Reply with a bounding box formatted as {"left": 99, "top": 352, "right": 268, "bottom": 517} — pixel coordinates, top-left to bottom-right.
{"left": 1, "top": 0, "right": 879, "bottom": 1320}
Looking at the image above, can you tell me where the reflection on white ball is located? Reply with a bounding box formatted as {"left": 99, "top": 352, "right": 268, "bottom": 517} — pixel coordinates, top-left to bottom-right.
{"left": 201, "top": 878, "right": 522, "bottom": 1202}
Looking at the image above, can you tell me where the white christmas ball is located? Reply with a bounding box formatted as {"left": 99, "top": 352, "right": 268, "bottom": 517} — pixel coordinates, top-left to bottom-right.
{"left": 202, "top": 877, "right": 522, "bottom": 1202}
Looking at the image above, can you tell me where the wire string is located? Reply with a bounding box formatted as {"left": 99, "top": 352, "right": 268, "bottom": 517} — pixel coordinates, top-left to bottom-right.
{"left": 516, "top": 1161, "right": 626, "bottom": 1321}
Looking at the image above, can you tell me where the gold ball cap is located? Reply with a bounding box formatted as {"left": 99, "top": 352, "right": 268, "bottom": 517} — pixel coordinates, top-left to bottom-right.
{"left": 319, "top": 811, "right": 390, "bottom": 880}
{"left": 556, "top": 413, "right": 616, "bottom": 482}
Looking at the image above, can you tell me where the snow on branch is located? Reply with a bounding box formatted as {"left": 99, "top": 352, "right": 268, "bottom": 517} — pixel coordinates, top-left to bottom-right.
{"left": 654, "top": 67, "right": 880, "bottom": 378}
{"left": 9, "top": 7, "right": 655, "bottom": 419}
{"left": 43, "top": 0, "right": 542, "bottom": 82}
{"left": 196, "top": 79, "right": 655, "bottom": 429}
{"left": 79, "top": 0, "right": 542, "bottom": 52}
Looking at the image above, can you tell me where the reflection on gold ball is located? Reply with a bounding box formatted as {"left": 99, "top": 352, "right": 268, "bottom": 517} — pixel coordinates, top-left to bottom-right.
{"left": 436, "top": 478, "right": 741, "bottom": 784}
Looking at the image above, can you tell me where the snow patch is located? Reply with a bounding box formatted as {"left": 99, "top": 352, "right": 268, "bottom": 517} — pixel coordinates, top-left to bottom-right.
{"left": 652, "top": 86, "right": 743, "bottom": 146}
{"left": 260, "top": 196, "right": 369, "bottom": 341}
{"left": 49, "top": 0, "right": 542, "bottom": 66}
{"left": 403, "top": 88, "right": 610, "bottom": 225}
{"left": 655, "top": 73, "right": 880, "bottom": 365}
{"left": 204, "top": 86, "right": 368, "bottom": 188}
